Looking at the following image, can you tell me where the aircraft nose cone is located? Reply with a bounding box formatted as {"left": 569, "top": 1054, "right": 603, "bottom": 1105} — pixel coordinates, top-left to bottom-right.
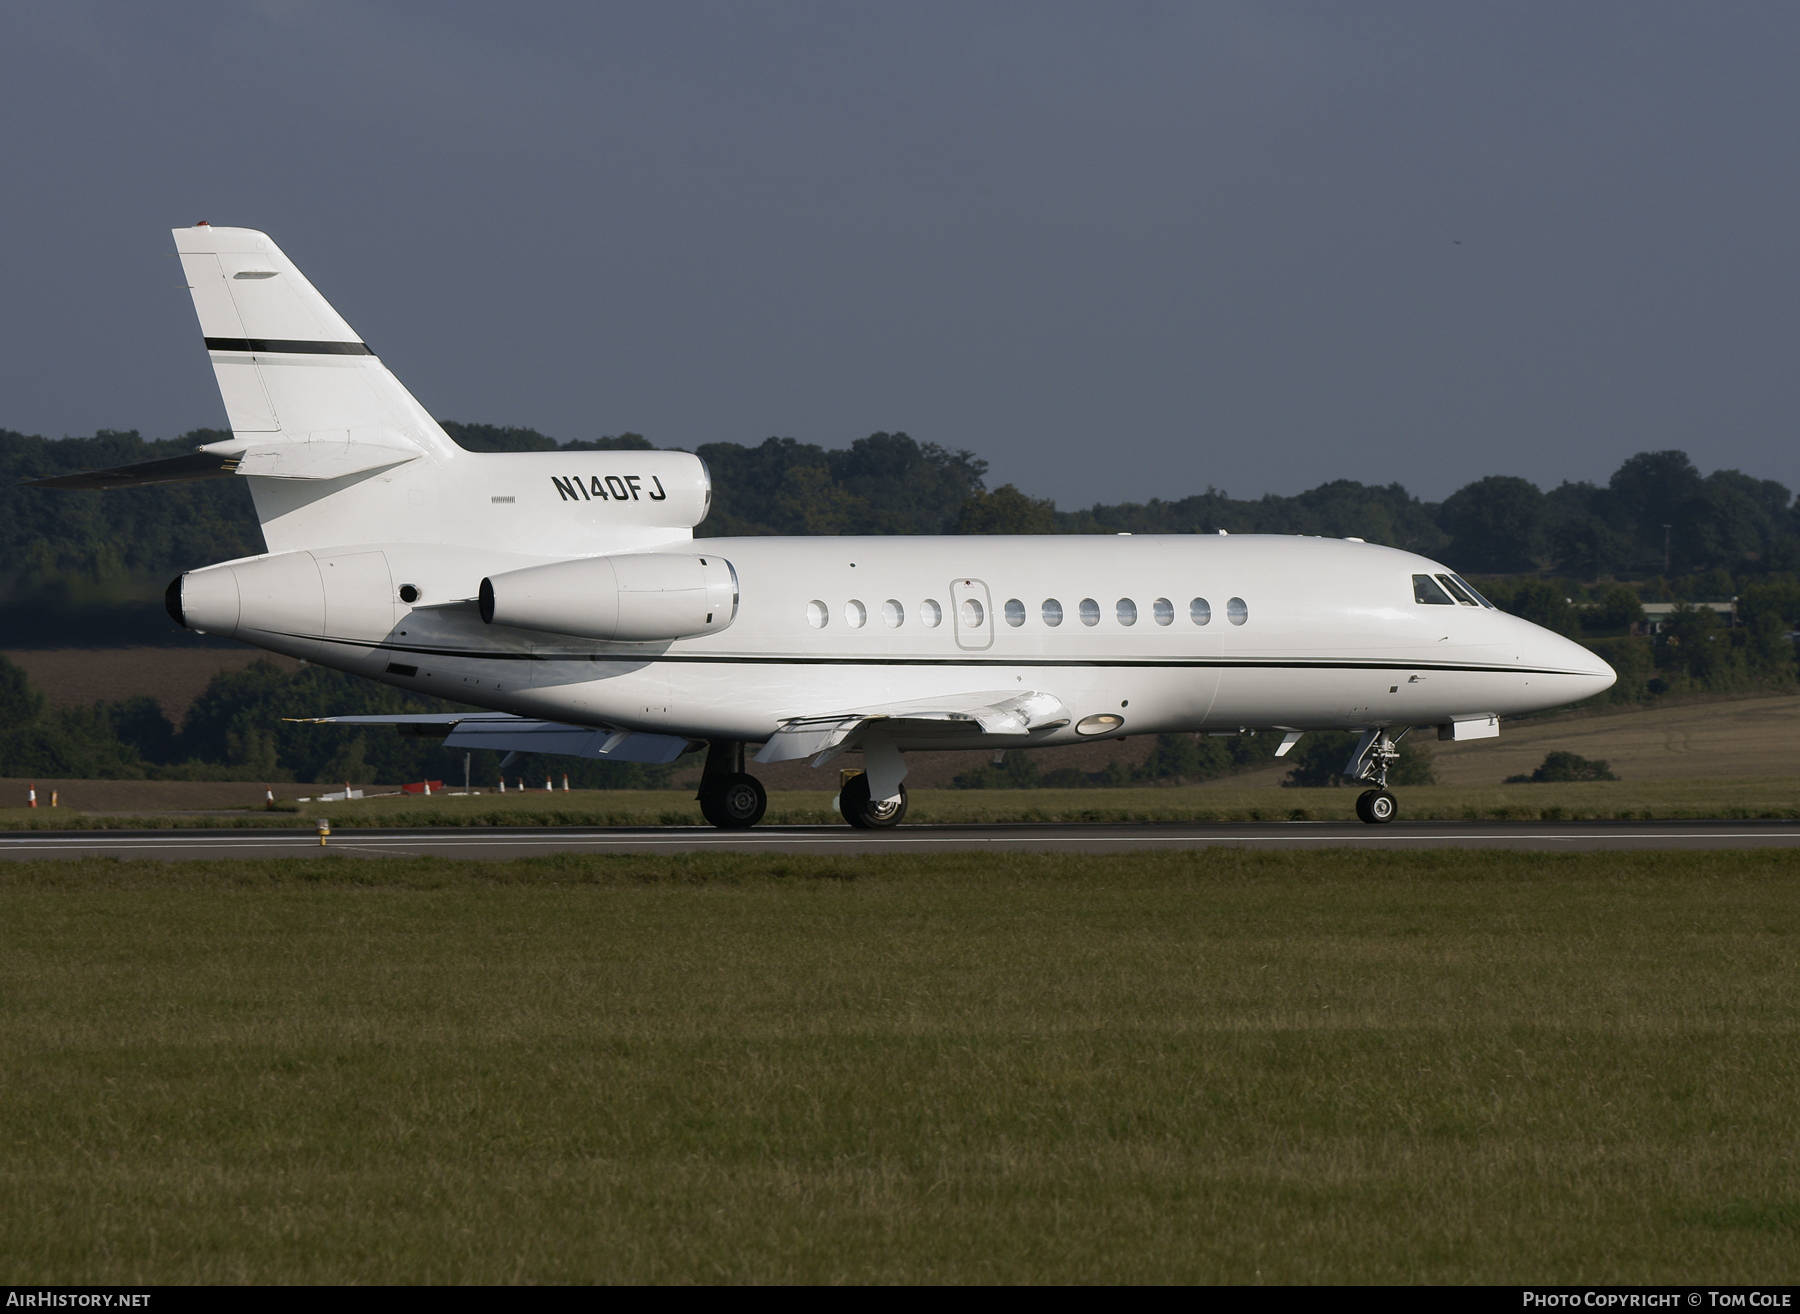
{"left": 1531, "top": 624, "right": 1617, "bottom": 701}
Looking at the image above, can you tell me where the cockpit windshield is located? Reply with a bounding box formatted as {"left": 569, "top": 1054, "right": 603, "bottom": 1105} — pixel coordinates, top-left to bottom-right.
{"left": 1436, "top": 574, "right": 1479, "bottom": 606}
{"left": 1447, "top": 574, "right": 1495, "bottom": 608}
{"left": 1413, "top": 574, "right": 1455, "bottom": 605}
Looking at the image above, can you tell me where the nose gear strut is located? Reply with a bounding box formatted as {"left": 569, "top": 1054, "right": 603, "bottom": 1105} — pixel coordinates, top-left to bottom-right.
{"left": 1345, "top": 727, "right": 1408, "bottom": 825}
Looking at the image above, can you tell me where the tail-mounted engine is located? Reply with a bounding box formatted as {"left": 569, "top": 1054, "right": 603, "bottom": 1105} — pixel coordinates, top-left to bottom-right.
{"left": 479, "top": 553, "right": 738, "bottom": 642}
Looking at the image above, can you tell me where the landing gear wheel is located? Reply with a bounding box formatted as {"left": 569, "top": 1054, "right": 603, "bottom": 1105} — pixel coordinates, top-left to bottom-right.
{"left": 840, "top": 774, "right": 908, "bottom": 830}
{"left": 700, "top": 772, "right": 766, "bottom": 829}
{"left": 1355, "top": 789, "right": 1397, "bottom": 825}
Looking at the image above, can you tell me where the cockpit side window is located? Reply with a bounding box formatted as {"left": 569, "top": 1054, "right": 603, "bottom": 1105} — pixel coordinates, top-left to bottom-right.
{"left": 1449, "top": 574, "right": 1496, "bottom": 608}
{"left": 1436, "top": 574, "right": 1479, "bottom": 606}
{"left": 1413, "top": 574, "right": 1455, "bottom": 605}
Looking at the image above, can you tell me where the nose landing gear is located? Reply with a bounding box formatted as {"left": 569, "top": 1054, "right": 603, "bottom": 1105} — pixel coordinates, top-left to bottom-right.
{"left": 696, "top": 740, "right": 767, "bottom": 828}
{"left": 1345, "top": 728, "right": 1407, "bottom": 825}
{"left": 1355, "top": 788, "right": 1397, "bottom": 824}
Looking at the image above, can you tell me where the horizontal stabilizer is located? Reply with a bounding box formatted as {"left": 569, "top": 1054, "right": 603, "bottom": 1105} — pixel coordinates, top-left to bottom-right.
{"left": 294, "top": 712, "right": 696, "bottom": 764}
{"left": 228, "top": 434, "right": 419, "bottom": 481}
{"left": 22, "top": 450, "right": 238, "bottom": 490}
{"left": 755, "top": 690, "right": 1068, "bottom": 764}
{"left": 23, "top": 433, "right": 420, "bottom": 491}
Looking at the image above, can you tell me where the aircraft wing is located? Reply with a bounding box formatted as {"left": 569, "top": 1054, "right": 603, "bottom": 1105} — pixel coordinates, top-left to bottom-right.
{"left": 293, "top": 713, "right": 696, "bottom": 764}
{"left": 754, "top": 690, "right": 1069, "bottom": 764}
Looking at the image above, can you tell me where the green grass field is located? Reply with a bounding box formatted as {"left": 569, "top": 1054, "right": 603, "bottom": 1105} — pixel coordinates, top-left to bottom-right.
{"left": 2, "top": 849, "right": 1795, "bottom": 1283}
{"left": 1, "top": 775, "right": 1797, "bottom": 829}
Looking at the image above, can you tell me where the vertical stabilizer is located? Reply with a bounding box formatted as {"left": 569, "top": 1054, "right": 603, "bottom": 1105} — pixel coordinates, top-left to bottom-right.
{"left": 172, "top": 224, "right": 453, "bottom": 460}
{"left": 167, "top": 224, "right": 709, "bottom": 559}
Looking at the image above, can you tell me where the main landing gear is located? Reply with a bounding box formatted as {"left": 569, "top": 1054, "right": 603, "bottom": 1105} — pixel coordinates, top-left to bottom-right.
{"left": 697, "top": 740, "right": 767, "bottom": 829}
{"left": 1346, "top": 728, "right": 1406, "bottom": 826}
{"left": 839, "top": 771, "right": 908, "bottom": 829}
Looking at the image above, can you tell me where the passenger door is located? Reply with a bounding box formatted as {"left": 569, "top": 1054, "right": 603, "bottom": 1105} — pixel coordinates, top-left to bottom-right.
{"left": 950, "top": 578, "right": 994, "bottom": 651}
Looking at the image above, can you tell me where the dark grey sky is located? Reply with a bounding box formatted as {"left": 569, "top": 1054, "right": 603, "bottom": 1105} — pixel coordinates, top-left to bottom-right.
{"left": 2, "top": 1, "right": 1796, "bottom": 507}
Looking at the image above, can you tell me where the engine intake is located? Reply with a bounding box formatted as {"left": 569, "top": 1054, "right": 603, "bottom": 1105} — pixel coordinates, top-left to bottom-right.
{"left": 479, "top": 553, "right": 738, "bottom": 642}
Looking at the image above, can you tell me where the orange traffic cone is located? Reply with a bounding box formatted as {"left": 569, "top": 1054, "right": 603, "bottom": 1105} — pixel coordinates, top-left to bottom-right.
{"left": 562, "top": 773, "right": 570, "bottom": 792}
{"left": 423, "top": 780, "right": 431, "bottom": 796}
{"left": 266, "top": 787, "right": 276, "bottom": 811}
{"left": 27, "top": 783, "right": 36, "bottom": 808}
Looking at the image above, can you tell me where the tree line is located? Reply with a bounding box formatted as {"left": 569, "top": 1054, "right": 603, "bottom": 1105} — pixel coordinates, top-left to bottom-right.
{"left": 9, "top": 424, "right": 1797, "bottom": 590}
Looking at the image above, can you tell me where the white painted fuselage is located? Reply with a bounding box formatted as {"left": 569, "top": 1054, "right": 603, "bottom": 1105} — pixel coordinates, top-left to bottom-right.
{"left": 185, "top": 530, "right": 1614, "bottom": 751}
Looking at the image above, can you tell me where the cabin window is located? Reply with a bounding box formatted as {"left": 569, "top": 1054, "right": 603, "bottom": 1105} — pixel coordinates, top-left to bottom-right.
{"left": 1042, "top": 598, "right": 1063, "bottom": 627}
{"left": 1449, "top": 574, "right": 1496, "bottom": 608}
{"left": 1413, "top": 574, "right": 1455, "bottom": 605}
{"left": 1078, "top": 598, "right": 1101, "bottom": 626}
{"left": 960, "top": 597, "right": 985, "bottom": 628}
{"left": 845, "top": 600, "right": 867, "bottom": 628}
{"left": 1436, "top": 574, "right": 1479, "bottom": 606}
{"left": 806, "top": 600, "right": 829, "bottom": 628}
{"left": 1004, "top": 598, "right": 1026, "bottom": 627}
{"left": 1227, "top": 597, "right": 1248, "bottom": 625}
{"left": 1116, "top": 598, "right": 1138, "bottom": 626}
{"left": 882, "top": 599, "right": 904, "bottom": 628}
{"left": 921, "top": 599, "right": 942, "bottom": 627}
{"left": 1190, "top": 597, "right": 1211, "bottom": 625}
{"left": 1152, "top": 597, "right": 1173, "bottom": 625}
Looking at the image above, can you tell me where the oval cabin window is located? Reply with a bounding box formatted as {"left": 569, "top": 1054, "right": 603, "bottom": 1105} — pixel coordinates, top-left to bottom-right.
{"left": 806, "top": 600, "right": 828, "bottom": 629}
{"left": 1079, "top": 598, "right": 1100, "bottom": 626}
{"left": 882, "top": 599, "right": 904, "bottom": 628}
{"left": 1190, "top": 598, "right": 1211, "bottom": 625}
{"left": 1116, "top": 598, "right": 1137, "bottom": 626}
{"left": 1041, "top": 599, "right": 1063, "bottom": 627}
{"left": 844, "top": 600, "right": 867, "bottom": 628}
{"left": 1153, "top": 598, "right": 1173, "bottom": 625}
{"left": 1004, "top": 598, "right": 1026, "bottom": 627}
{"left": 1227, "top": 597, "right": 1248, "bottom": 625}
{"left": 920, "top": 599, "right": 943, "bottom": 628}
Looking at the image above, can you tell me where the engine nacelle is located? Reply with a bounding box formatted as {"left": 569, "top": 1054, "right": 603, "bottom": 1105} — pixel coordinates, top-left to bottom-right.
{"left": 479, "top": 552, "right": 738, "bottom": 642}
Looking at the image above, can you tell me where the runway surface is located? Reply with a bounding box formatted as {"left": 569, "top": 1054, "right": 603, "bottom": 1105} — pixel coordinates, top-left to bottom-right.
{"left": 3, "top": 819, "right": 1798, "bottom": 859}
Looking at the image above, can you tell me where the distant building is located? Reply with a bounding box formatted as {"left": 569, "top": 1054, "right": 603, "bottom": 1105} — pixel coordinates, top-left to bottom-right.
{"left": 1635, "top": 601, "right": 1736, "bottom": 636}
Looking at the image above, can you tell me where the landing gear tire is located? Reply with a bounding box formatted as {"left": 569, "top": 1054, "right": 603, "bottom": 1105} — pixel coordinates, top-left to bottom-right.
{"left": 700, "top": 772, "right": 767, "bottom": 829}
{"left": 1355, "top": 789, "right": 1397, "bottom": 825}
{"left": 840, "top": 774, "right": 908, "bottom": 829}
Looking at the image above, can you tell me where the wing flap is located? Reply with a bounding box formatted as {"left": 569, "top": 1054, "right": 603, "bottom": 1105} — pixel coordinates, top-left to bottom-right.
{"left": 754, "top": 690, "right": 1068, "bottom": 764}
{"left": 291, "top": 713, "right": 695, "bottom": 764}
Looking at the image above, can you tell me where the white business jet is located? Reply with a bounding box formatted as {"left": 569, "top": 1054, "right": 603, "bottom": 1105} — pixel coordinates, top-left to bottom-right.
{"left": 32, "top": 226, "right": 1615, "bottom": 826}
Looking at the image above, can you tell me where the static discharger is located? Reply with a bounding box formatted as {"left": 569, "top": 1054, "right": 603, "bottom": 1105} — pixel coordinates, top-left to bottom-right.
{"left": 316, "top": 818, "right": 330, "bottom": 846}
